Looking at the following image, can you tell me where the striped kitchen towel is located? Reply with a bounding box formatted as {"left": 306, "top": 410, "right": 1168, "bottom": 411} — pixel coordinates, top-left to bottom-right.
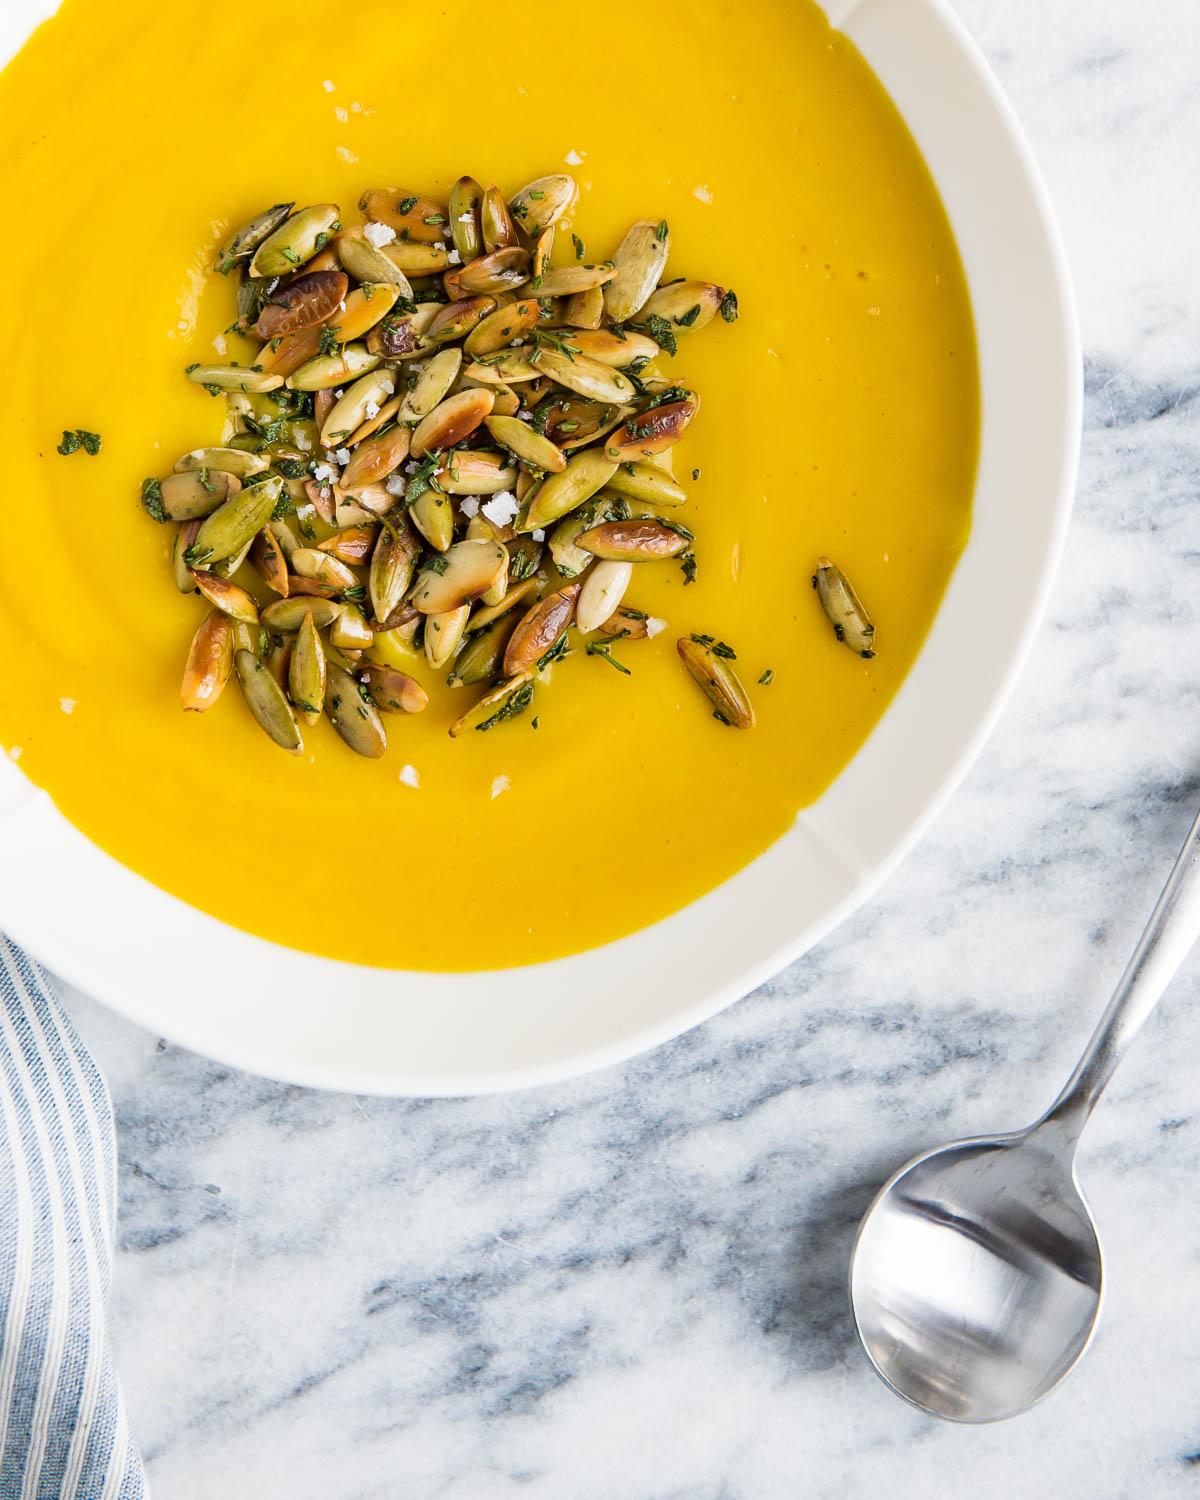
{"left": 0, "top": 936, "right": 145, "bottom": 1498}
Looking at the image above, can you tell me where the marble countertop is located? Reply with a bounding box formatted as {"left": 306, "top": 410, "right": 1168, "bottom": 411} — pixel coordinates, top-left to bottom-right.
{"left": 54, "top": 0, "right": 1200, "bottom": 1493}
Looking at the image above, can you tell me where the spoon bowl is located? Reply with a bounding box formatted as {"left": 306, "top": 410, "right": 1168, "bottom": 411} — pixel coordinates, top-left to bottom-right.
{"left": 850, "top": 1128, "right": 1102, "bottom": 1421}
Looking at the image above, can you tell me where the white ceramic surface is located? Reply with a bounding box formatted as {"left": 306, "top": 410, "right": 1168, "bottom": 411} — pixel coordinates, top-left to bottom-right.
{"left": 0, "top": 0, "right": 1080, "bottom": 1095}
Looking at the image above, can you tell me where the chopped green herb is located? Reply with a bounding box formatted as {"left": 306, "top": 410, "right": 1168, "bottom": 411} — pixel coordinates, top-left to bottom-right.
{"left": 397, "top": 196, "right": 418, "bottom": 215}
{"left": 758, "top": 669, "right": 774, "bottom": 685}
{"left": 656, "top": 219, "right": 670, "bottom": 243}
{"left": 477, "top": 680, "right": 535, "bottom": 731}
{"left": 572, "top": 233, "right": 585, "bottom": 261}
{"left": 587, "top": 640, "right": 631, "bottom": 674}
{"left": 680, "top": 552, "right": 698, "bottom": 585}
{"left": 720, "top": 290, "right": 739, "bottom": 323}
{"left": 56, "top": 431, "right": 81, "bottom": 455}
{"left": 141, "top": 477, "right": 167, "bottom": 523}
{"left": 421, "top": 554, "right": 449, "bottom": 575}
{"left": 676, "top": 304, "right": 702, "bottom": 328}
{"left": 318, "top": 326, "right": 340, "bottom": 357}
{"left": 643, "top": 314, "right": 678, "bottom": 356}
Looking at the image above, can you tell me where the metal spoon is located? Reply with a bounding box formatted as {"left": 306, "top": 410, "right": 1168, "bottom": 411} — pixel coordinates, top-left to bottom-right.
{"left": 850, "top": 799, "right": 1200, "bottom": 1422}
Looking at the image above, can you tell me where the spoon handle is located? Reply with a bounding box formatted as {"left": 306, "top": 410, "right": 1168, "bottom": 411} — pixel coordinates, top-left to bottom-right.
{"left": 1041, "top": 799, "right": 1200, "bottom": 1142}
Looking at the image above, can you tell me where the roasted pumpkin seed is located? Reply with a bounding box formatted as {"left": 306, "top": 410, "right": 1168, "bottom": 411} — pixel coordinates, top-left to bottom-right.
{"left": 380, "top": 241, "right": 451, "bottom": 276}
{"left": 190, "top": 475, "right": 282, "bottom": 567}
{"left": 522, "top": 448, "right": 618, "bottom": 531}
{"left": 411, "top": 388, "right": 494, "bottom": 457}
{"left": 813, "top": 557, "right": 876, "bottom": 657}
{"left": 424, "top": 603, "right": 470, "bottom": 669}
{"left": 341, "top": 425, "right": 411, "bottom": 490}
{"left": 286, "top": 342, "right": 381, "bottom": 391}
{"left": 575, "top": 519, "right": 688, "bottom": 561}
{"left": 359, "top": 663, "right": 428, "bottom": 714}
{"left": 463, "top": 351, "right": 542, "bottom": 385}
{"left": 251, "top": 526, "right": 290, "bottom": 596}
{"left": 329, "top": 602, "right": 374, "bottom": 652}
{"left": 290, "top": 548, "right": 359, "bottom": 593}
{"left": 337, "top": 234, "right": 415, "bottom": 296}
{"left": 463, "top": 298, "right": 541, "bottom": 358}
{"left": 235, "top": 648, "right": 304, "bottom": 752}
{"left": 249, "top": 204, "right": 341, "bottom": 278}
{"left": 409, "top": 489, "right": 455, "bottom": 551}
{"left": 448, "top": 247, "right": 530, "bottom": 297}
{"left": 288, "top": 612, "right": 326, "bottom": 726}
{"left": 320, "top": 368, "right": 397, "bottom": 447}
{"left": 186, "top": 363, "right": 284, "bottom": 395}
{"left": 481, "top": 184, "right": 517, "bottom": 252}
{"left": 411, "top": 539, "right": 507, "bottom": 613}
{"left": 530, "top": 346, "right": 635, "bottom": 405}
{"left": 399, "top": 347, "right": 463, "bottom": 420}
{"left": 173, "top": 447, "right": 269, "bottom": 479}
{"left": 181, "top": 612, "right": 233, "bottom": 711}
{"left": 639, "top": 280, "right": 726, "bottom": 334}
{"left": 190, "top": 569, "right": 260, "bottom": 624}
{"left": 325, "top": 659, "right": 387, "bottom": 758}
{"left": 603, "top": 219, "right": 671, "bottom": 323}
{"left": 334, "top": 282, "right": 401, "bottom": 343}
{"left": 426, "top": 294, "right": 498, "bottom": 347}
{"left": 436, "top": 451, "right": 518, "bottom": 495}
{"left": 605, "top": 396, "right": 697, "bottom": 459}
{"left": 530, "top": 264, "right": 614, "bottom": 298}
{"left": 262, "top": 596, "right": 344, "bottom": 632}
{"left": 503, "top": 585, "right": 580, "bottom": 675}
{"left": 215, "top": 202, "right": 294, "bottom": 275}
{"left": 255, "top": 269, "right": 347, "bottom": 339}
{"left": 359, "top": 188, "right": 447, "bottom": 244}
{"left": 511, "top": 174, "right": 578, "bottom": 235}
{"left": 564, "top": 286, "right": 604, "bottom": 329}
{"left": 319, "top": 524, "right": 378, "bottom": 566}
{"left": 604, "top": 460, "right": 688, "bottom": 507}
{"left": 366, "top": 302, "right": 440, "bottom": 358}
{"left": 484, "top": 414, "right": 567, "bottom": 473}
{"left": 151, "top": 468, "right": 241, "bottom": 522}
{"left": 676, "top": 635, "right": 754, "bottom": 729}
{"left": 465, "top": 577, "right": 538, "bottom": 634}
{"left": 576, "top": 560, "right": 633, "bottom": 634}
{"left": 448, "top": 672, "right": 534, "bottom": 737}
{"left": 447, "top": 614, "right": 520, "bottom": 685}
{"left": 449, "top": 176, "right": 484, "bottom": 260}
{"left": 566, "top": 328, "right": 659, "bottom": 367}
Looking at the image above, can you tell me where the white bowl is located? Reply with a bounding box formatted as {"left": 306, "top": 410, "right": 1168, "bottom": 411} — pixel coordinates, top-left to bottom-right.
{"left": 0, "top": 0, "right": 1079, "bottom": 1095}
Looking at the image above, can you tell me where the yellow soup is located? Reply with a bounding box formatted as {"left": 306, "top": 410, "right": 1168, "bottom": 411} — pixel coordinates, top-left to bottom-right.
{"left": 0, "top": 0, "right": 978, "bottom": 970}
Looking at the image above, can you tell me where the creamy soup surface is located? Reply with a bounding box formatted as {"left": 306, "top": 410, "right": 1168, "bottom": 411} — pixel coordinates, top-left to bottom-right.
{"left": 0, "top": 0, "right": 978, "bottom": 969}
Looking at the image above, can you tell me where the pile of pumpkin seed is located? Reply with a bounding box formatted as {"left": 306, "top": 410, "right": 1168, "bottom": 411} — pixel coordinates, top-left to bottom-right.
{"left": 142, "top": 174, "right": 873, "bottom": 757}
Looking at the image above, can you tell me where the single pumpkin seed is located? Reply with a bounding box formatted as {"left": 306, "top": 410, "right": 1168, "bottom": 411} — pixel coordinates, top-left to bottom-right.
{"left": 215, "top": 202, "right": 294, "bottom": 274}
{"left": 346, "top": 393, "right": 404, "bottom": 447}
{"left": 480, "top": 184, "right": 517, "bottom": 252}
{"left": 288, "top": 574, "right": 339, "bottom": 600}
{"left": 190, "top": 475, "right": 282, "bottom": 566}
{"left": 426, "top": 294, "right": 498, "bottom": 347}
{"left": 266, "top": 634, "right": 293, "bottom": 689}
{"left": 575, "top": 519, "right": 688, "bottom": 561}
{"left": 366, "top": 302, "right": 441, "bottom": 359}
{"left": 249, "top": 204, "right": 341, "bottom": 278}
{"left": 576, "top": 559, "right": 634, "bottom": 634}
{"left": 484, "top": 414, "right": 567, "bottom": 473}
{"left": 530, "top": 346, "right": 635, "bottom": 405}
{"left": 599, "top": 605, "right": 651, "bottom": 639}
{"left": 436, "top": 451, "right": 517, "bottom": 495}
{"left": 490, "top": 389, "right": 521, "bottom": 417}
{"left": 190, "top": 569, "right": 260, "bottom": 624}
{"left": 369, "top": 518, "right": 419, "bottom": 622}
{"left": 409, "top": 490, "right": 455, "bottom": 551}
{"left": 235, "top": 648, "right": 304, "bottom": 752}
{"left": 449, "top": 176, "right": 484, "bottom": 260}
{"left": 173, "top": 447, "right": 269, "bottom": 479}
{"left": 564, "top": 286, "right": 604, "bottom": 329}
{"left": 338, "top": 481, "right": 396, "bottom": 521}
{"left": 399, "top": 347, "right": 463, "bottom": 420}
{"left": 181, "top": 612, "right": 233, "bottom": 710}
{"left": 411, "top": 388, "right": 494, "bottom": 457}
{"left": 232, "top": 619, "right": 266, "bottom": 656}
{"left": 173, "top": 520, "right": 201, "bottom": 591}
{"left": 320, "top": 368, "right": 397, "bottom": 447}
{"left": 566, "top": 328, "right": 659, "bottom": 367}
{"left": 255, "top": 269, "right": 347, "bottom": 339}
{"left": 463, "top": 352, "right": 543, "bottom": 385}
{"left": 286, "top": 343, "right": 381, "bottom": 391}
{"left": 325, "top": 659, "right": 387, "bottom": 758}
{"left": 288, "top": 612, "right": 326, "bottom": 726}
{"left": 676, "top": 636, "right": 755, "bottom": 729}
{"left": 530, "top": 264, "right": 615, "bottom": 298}
{"left": 424, "top": 603, "right": 470, "bottom": 669}
{"left": 262, "top": 596, "right": 344, "bottom": 632}
{"left": 465, "top": 577, "right": 538, "bottom": 634}
{"left": 638, "top": 280, "right": 726, "bottom": 333}
{"left": 334, "top": 283, "right": 402, "bottom": 344}
{"left": 152, "top": 468, "right": 240, "bottom": 523}
{"left": 341, "top": 425, "right": 411, "bottom": 489}
{"left": 503, "top": 584, "right": 580, "bottom": 675}
{"left": 359, "top": 188, "right": 447, "bottom": 244}
{"left": 448, "top": 247, "right": 531, "bottom": 297}
{"left": 604, "top": 219, "right": 671, "bottom": 322}
{"left": 319, "top": 524, "right": 378, "bottom": 566}
{"left": 463, "top": 298, "right": 541, "bottom": 358}
{"left": 511, "top": 174, "right": 578, "bottom": 235}
{"left": 814, "top": 557, "right": 876, "bottom": 657}
{"left": 257, "top": 324, "right": 325, "bottom": 377}
{"left": 290, "top": 548, "right": 359, "bottom": 592}
{"left": 533, "top": 226, "right": 555, "bottom": 280}
{"left": 522, "top": 448, "right": 618, "bottom": 531}
{"left": 305, "top": 475, "right": 339, "bottom": 525}
{"left": 604, "top": 461, "right": 688, "bottom": 507}
{"left": 186, "top": 363, "right": 284, "bottom": 394}
{"left": 605, "top": 397, "right": 697, "bottom": 460}
{"left": 337, "top": 235, "right": 415, "bottom": 296}
{"left": 381, "top": 241, "right": 451, "bottom": 276}
{"left": 251, "top": 526, "right": 289, "bottom": 596}
{"left": 448, "top": 671, "right": 534, "bottom": 737}
{"left": 328, "top": 602, "right": 374, "bottom": 651}
{"left": 359, "top": 663, "right": 428, "bottom": 714}
{"left": 448, "top": 615, "right": 520, "bottom": 686}
{"left": 411, "top": 539, "right": 507, "bottom": 613}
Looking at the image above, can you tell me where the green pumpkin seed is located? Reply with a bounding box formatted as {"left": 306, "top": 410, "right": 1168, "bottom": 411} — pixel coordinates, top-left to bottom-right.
{"left": 288, "top": 613, "right": 327, "bottom": 727}
{"left": 261, "top": 596, "right": 344, "bottom": 632}
{"left": 150, "top": 468, "right": 241, "bottom": 523}
{"left": 484, "top": 414, "right": 567, "bottom": 474}
{"left": 325, "top": 660, "right": 387, "bottom": 758}
{"left": 448, "top": 615, "right": 520, "bottom": 686}
{"left": 813, "top": 557, "right": 876, "bottom": 657}
{"left": 481, "top": 184, "right": 518, "bottom": 253}
{"left": 235, "top": 648, "right": 304, "bottom": 752}
{"left": 186, "top": 364, "right": 284, "bottom": 394}
{"left": 522, "top": 448, "right": 618, "bottom": 531}
{"left": 548, "top": 503, "right": 612, "bottom": 578}
{"left": 511, "top": 174, "right": 578, "bottom": 235}
{"left": 529, "top": 265, "right": 615, "bottom": 298}
{"left": 409, "top": 489, "right": 455, "bottom": 551}
{"left": 448, "top": 671, "right": 534, "bottom": 737}
{"left": 215, "top": 203, "right": 294, "bottom": 274}
{"left": 437, "top": 451, "right": 517, "bottom": 495}
{"left": 466, "top": 577, "right": 538, "bottom": 634}
{"left": 173, "top": 447, "right": 270, "bottom": 479}
{"left": 449, "top": 176, "right": 484, "bottom": 260}
{"left": 286, "top": 342, "right": 381, "bottom": 392}
{"left": 189, "top": 475, "right": 281, "bottom": 566}
{"left": 369, "top": 521, "right": 418, "bottom": 623}
{"left": 676, "top": 636, "right": 754, "bottom": 729}
{"left": 336, "top": 235, "right": 415, "bottom": 296}
{"left": 463, "top": 351, "right": 542, "bottom": 385}
{"left": 319, "top": 369, "right": 397, "bottom": 448}
{"left": 249, "top": 203, "right": 341, "bottom": 278}
{"left": 381, "top": 241, "right": 451, "bottom": 276}
{"left": 604, "top": 460, "right": 688, "bottom": 507}
{"left": 398, "top": 347, "right": 463, "bottom": 420}
{"left": 564, "top": 286, "right": 604, "bottom": 329}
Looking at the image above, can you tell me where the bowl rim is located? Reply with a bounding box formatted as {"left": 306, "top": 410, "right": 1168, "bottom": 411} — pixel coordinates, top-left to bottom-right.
{"left": 0, "top": 0, "right": 1081, "bottom": 1095}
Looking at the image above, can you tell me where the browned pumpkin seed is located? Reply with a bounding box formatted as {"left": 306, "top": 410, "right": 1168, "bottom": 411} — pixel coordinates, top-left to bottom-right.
{"left": 564, "top": 286, "right": 604, "bottom": 329}
{"left": 424, "top": 604, "right": 471, "bottom": 669}
{"left": 532, "top": 226, "right": 555, "bottom": 280}
{"left": 599, "top": 605, "right": 651, "bottom": 639}
{"left": 341, "top": 425, "right": 411, "bottom": 490}
{"left": 638, "top": 280, "right": 726, "bottom": 334}
{"left": 235, "top": 648, "right": 304, "bottom": 752}
{"left": 334, "top": 283, "right": 402, "bottom": 344}
{"left": 288, "top": 612, "right": 326, "bottom": 726}
{"left": 463, "top": 298, "right": 541, "bottom": 358}
{"left": 676, "top": 636, "right": 755, "bottom": 729}
{"left": 411, "top": 539, "right": 508, "bottom": 613}
{"left": 436, "top": 450, "right": 518, "bottom": 495}
{"left": 448, "top": 672, "right": 534, "bottom": 737}
{"left": 426, "top": 294, "right": 498, "bottom": 346}
{"left": 286, "top": 342, "right": 381, "bottom": 391}
{"left": 181, "top": 612, "right": 233, "bottom": 711}
{"left": 411, "top": 388, "right": 495, "bottom": 457}
{"left": 262, "top": 596, "right": 344, "bottom": 632}
{"left": 605, "top": 397, "right": 697, "bottom": 459}
{"left": 255, "top": 270, "right": 347, "bottom": 339}
{"left": 465, "top": 576, "right": 538, "bottom": 633}
{"left": 320, "top": 525, "right": 378, "bottom": 566}
{"left": 813, "top": 557, "right": 876, "bottom": 657}
{"left": 287, "top": 575, "right": 339, "bottom": 600}
{"left": 346, "top": 393, "right": 404, "bottom": 446}
{"left": 251, "top": 526, "right": 289, "bottom": 596}
{"left": 449, "top": 176, "right": 484, "bottom": 260}
{"left": 258, "top": 324, "right": 325, "bottom": 377}
{"left": 566, "top": 328, "right": 659, "bottom": 366}
{"left": 531, "top": 346, "right": 636, "bottom": 405}
{"left": 503, "top": 585, "right": 580, "bottom": 675}
{"left": 481, "top": 184, "right": 517, "bottom": 252}
{"left": 576, "top": 519, "right": 688, "bottom": 561}
{"left": 381, "top": 241, "right": 451, "bottom": 276}
{"left": 186, "top": 568, "right": 258, "bottom": 623}
{"left": 511, "top": 174, "right": 578, "bottom": 234}
{"left": 290, "top": 548, "right": 359, "bottom": 592}
{"left": 359, "top": 663, "right": 428, "bottom": 714}
{"left": 359, "top": 188, "right": 448, "bottom": 243}
{"left": 305, "top": 475, "right": 338, "bottom": 525}
{"left": 530, "top": 264, "right": 615, "bottom": 298}
{"left": 463, "top": 351, "right": 542, "bottom": 385}
{"left": 366, "top": 302, "right": 440, "bottom": 358}
{"left": 447, "top": 247, "right": 531, "bottom": 298}
{"left": 329, "top": 603, "right": 374, "bottom": 652}
{"left": 603, "top": 219, "right": 671, "bottom": 322}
